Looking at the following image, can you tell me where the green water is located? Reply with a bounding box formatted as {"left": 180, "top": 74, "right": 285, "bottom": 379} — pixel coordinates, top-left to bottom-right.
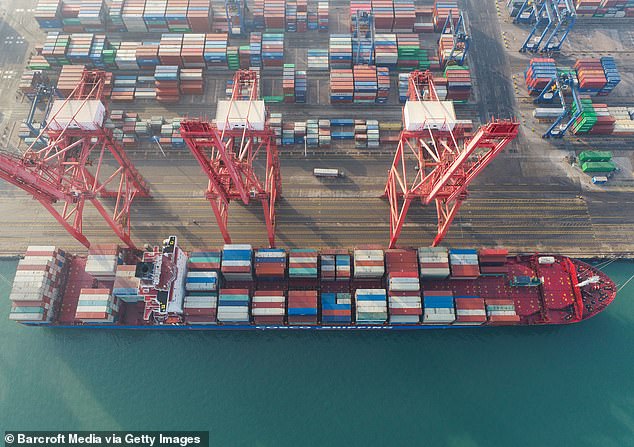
{"left": 1, "top": 259, "right": 633, "bottom": 446}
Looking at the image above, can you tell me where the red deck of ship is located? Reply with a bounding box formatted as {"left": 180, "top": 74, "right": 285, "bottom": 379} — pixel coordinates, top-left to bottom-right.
{"left": 59, "top": 256, "right": 147, "bottom": 325}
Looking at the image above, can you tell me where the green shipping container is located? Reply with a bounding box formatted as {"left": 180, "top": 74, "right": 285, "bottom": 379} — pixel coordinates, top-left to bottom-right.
{"left": 578, "top": 151, "right": 612, "bottom": 164}
{"left": 581, "top": 161, "right": 617, "bottom": 173}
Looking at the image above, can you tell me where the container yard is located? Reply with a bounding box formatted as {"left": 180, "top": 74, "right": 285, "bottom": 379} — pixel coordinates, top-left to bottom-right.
{"left": 0, "top": 0, "right": 633, "bottom": 261}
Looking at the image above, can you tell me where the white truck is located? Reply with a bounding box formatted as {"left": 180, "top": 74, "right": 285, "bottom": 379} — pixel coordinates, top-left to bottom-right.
{"left": 313, "top": 168, "right": 345, "bottom": 178}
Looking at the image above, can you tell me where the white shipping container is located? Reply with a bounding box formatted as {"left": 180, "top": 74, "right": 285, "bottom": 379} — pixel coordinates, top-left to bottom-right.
{"left": 48, "top": 100, "right": 106, "bottom": 131}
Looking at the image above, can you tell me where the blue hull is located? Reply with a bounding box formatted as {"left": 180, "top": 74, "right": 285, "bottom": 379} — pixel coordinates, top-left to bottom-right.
{"left": 24, "top": 323, "right": 481, "bottom": 330}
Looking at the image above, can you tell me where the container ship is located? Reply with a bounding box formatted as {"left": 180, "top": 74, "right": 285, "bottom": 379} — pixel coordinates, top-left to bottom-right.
{"left": 7, "top": 236, "right": 617, "bottom": 330}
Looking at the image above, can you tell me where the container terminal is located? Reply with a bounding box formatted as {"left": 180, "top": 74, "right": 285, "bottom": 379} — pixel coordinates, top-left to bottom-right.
{"left": 0, "top": 0, "right": 633, "bottom": 262}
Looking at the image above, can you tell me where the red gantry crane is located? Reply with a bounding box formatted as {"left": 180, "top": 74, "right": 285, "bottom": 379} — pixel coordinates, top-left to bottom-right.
{"left": 384, "top": 70, "right": 520, "bottom": 248}
{"left": 0, "top": 69, "right": 150, "bottom": 249}
{"left": 180, "top": 69, "right": 281, "bottom": 247}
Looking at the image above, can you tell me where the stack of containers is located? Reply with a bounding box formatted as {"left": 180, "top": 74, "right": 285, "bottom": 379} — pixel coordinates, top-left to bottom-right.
{"left": 449, "top": 249, "right": 480, "bottom": 278}
{"left": 35, "top": 0, "right": 63, "bottom": 29}
{"left": 398, "top": 72, "right": 409, "bottom": 102}
{"left": 179, "top": 68, "right": 204, "bottom": 95}
{"left": 287, "top": 290, "right": 318, "bottom": 324}
{"left": 166, "top": 0, "right": 191, "bottom": 32}
{"left": 308, "top": 49, "right": 329, "bottom": 71}
{"left": 571, "top": 97, "right": 598, "bottom": 134}
{"left": 181, "top": 34, "right": 206, "bottom": 68}
{"left": 418, "top": 247, "right": 450, "bottom": 279}
{"left": 286, "top": 0, "right": 297, "bottom": 31}
{"left": 294, "top": 121, "right": 307, "bottom": 144}
{"left": 222, "top": 244, "right": 253, "bottom": 281}
{"left": 254, "top": 248, "right": 287, "bottom": 280}
{"left": 264, "top": 0, "right": 286, "bottom": 30}
{"left": 330, "top": 68, "right": 354, "bottom": 103}
{"left": 372, "top": 0, "right": 395, "bottom": 32}
{"left": 295, "top": 70, "right": 307, "bottom": 103}
{"left": 77, "top": 1, "right": 105, "bottom": 30}
{"left": 329, "top": 35, "right": 353, "bottom": 69}
{"left": 353, "top": 249, "right": 384, "bottom": 279}
{"left": 252, "top": 0, "right": 265, "bottom": 30}
{"left": 85, "top": 245, "right": 119, "bottom": 280}
{"left": 159, "top": 34, "right": 183, "bottom": 65}
{"left": 154, "top": 65, "right": 180, "bottom": 103}
{"left": 336, "top": 252, "right": 351, "bottom": 281}
{"left": 319, "top": 119, "right": 331, "bottom": 147}
{"left": 478, "top": 249, "right": 509, "bottom": 276}
{"left": 355, "top": 289, "right": 388, "bottom": 324}
{"left": 112, "top": 265, "right": 142, "bottom": 303}
{"left": 367, "top": 119, "right": 380, "bottom": 147}
{"left": 445, "top": 66, "right": 472, "bottom": 102}
{"left": 107, "top": 0, "right": 126, "bottom": 31}
{"left": 8, "top": 246, "right": 66, "bottom": 323}
{"left": 353, "top": 65, "right": 378, "bottom": 103}
{"left": 115, "top": 42, "right": 140, "bottom": 70}
{"left": 262, "top": 33, "right": 284, "bottom": 68}
{"left": 217, "top": 289, "right": 250, "bottom": 323}
{"left": 396, "top": 34, "right": 420, "bottom": 70}
{"left": 433, "top": 75, "right": 448, "bottom": 100}
{"left": 422, "top": 290, "right": 455, "bottom": 324}
{"left": 320, "top": 253, "right": 336, "bottom": 280}
{"left": 454, "top": 296, "right": 487, "bottom": 325}
{"left": 599, "top": 57, "right": 620, "bottom": 95}
{"left": 122, "top": 0, "right": 148, "bottom": 32}
{"left": 296, "top": 0, "right": 308, "bottom": 32}
{"left": 525, "top": 58, "right": 557, "bottom": 95}
{"left": 111, "top": 75, "right": 136, "bottom": 101}
{"left": 249, "top": 32, "right": 262, "bottom": 67}
{"left": 355, "top": 120, "right": 368, "bottom": 148}
{"left": 321, "top": 293, "right": 352, "bottom": 324}
{"left": 57, "top": 64, "right": 86, "bottom": 96}
{"left": 288, "top": 249, "right": 318, "bottom": 279}
{"left": 318, "top": 1, "right": 329, "bottom": 31}
{"left": 42, "top": 32, "right": 70, "bottom": 66}
{"left": 204, "top": 33, "right": 228, "bottom": 68}
{"left": 589, "top": 103, "right": 615, "bottom": 135}
{"left": 485, "top": 299, "right": 520, "bottom": 325}
{"left": 374, "top": 34, "right": 398, "bottom": 67}
{"left": 376, "top": 67, "right": 390, "bottom": 103}
{"left": 144, "top": 0, "right": 169, "bottom": 32}
{"left": 67, "top": 33, "right": 94, "bottom": 64}
{"left": 251, "top": 291, "right": 285, "bottom": 324}
{"left": 306, "top": 119, "right": 319, "bottom": 146}
{"left": 226, "top": 46, "right": 239, "bottom": 70}
{"left": 27, "top": 55, "right": 51, "bottom": 71}
{"left": 392, "top": 0, "right": 416, "bottom": 31}
{"left": 185, "top": 270, "right": 218, "bottom": 294}
{"left": 210, "top": 2, "right": 227, "bottom": 32}
{"left": 432, "top": 0, "right": 459, "bottom": 32}
{"left": 283, "top": 64, "right": 296, "bottom": 103}
{"left": 414, "top": 5, "right": 434, "bottom": 33}
{"left": 610, "top": 107, "right": 634, "bottom": 135}
{"left": 269, "top": 112, "right": 283, "bottom": 145}
{"left": 183, "top": 293, "right": 217, "bottom": 324}
{"left": 75, "top": 289, "right": 119, "bottom": 323}
{"left": 575, "top": 58, "right": 607, "bottom": 93}
{"left": 386, "top": 249, "right": 421, "bottom": 324}
{"left": 136, "top": 43, "right": 160, "bottom": 69}
{"left": 187, "top": 0, "right": 212, "bottom": 32}
{"left": 188, "top": 250, "right": 221, "bottom": 270}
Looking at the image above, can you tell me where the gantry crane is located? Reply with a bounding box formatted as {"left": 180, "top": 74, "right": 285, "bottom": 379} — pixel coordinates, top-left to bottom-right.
{"left": 225, "top": 0, "right": 246, "bottom": 36}
{"left": 0, "top": 69, "right": 150, "bottom": 249}
{"left": 440, "top": 11, "right": 470, "bottom": 66}
{"left": 180, "top": 69, "right": 281, "bottom": 247}
{"left": 534, "top": 70, "right": 582, "bottom": 138}
{"left": 383, "top": 70, "right": 520, "bottom": 248}
{"left": 518, "top": 0, "right": 576, "bottom": 53}
{"left": 353, "top": 10, "right": 375, "bottom": 65}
